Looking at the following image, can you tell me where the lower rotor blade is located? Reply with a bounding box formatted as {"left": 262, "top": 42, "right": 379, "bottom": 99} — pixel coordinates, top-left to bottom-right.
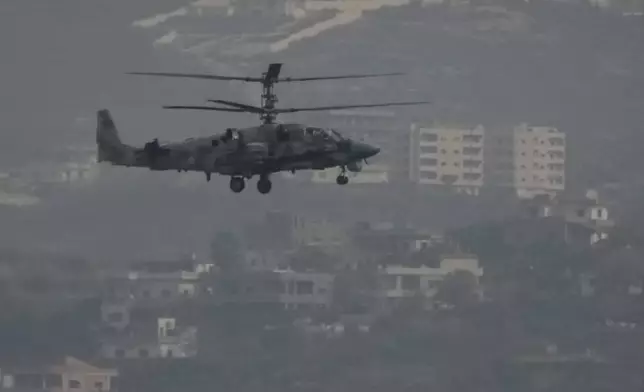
{"left": 273, "top": 101, "right": 431, "bottom": 113}
{"left": 163, "top": 105, "right": 247, "bottom": 112}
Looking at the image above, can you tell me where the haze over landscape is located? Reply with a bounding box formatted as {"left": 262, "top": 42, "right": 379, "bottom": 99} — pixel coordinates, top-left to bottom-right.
{"left": 5, "top": 2, "right": 644, "bottom": 391}
{"left": 2, "top": 0, "right": 644, "bottom": 258}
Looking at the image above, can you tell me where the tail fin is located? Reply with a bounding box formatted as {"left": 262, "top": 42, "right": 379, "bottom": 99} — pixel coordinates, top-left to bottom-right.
{"left": 96, "top": 109, "right": 132, "bottom": 164}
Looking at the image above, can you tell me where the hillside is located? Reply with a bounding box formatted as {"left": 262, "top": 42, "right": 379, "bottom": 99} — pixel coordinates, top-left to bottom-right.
{"left": 2, "top": 1, "right": 644, "bottom": 258}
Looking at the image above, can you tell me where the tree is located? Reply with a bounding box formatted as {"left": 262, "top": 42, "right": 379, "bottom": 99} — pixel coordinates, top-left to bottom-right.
{"left": 435, "top": 270, "right": 479, "bottom": 307}
{"left": 210, "top": 231, "right": 243, "bottom": 273}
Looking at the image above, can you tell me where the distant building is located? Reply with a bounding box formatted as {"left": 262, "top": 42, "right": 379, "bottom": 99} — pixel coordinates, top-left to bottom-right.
{"left": 204, "top": 269, "right": 335, "bottom": 310}
{"left": 524, "top": 190, "right": 613, "bottom": 244}
{"left": 378, "top": 253, "right": 483, "bottom": 301}
{"left": 0, "top": 357, "right": 118, "bottom": 392}
{"left": 291, "top": 215, "right": 348, "bottom": 248}
{"left": 99, "top": 317, "right": 198, "bottom": 360}
{"left": 352, "top": 221, "right": 444, "bottom": 259}
{"left": 103, "top": 259, "right": 213, "bottom": 307}
{"left": 409, "top": 124, "right": 485, "bottom": 195}
{"left": 486, "top": 124, "right": 566, "bottom": 199}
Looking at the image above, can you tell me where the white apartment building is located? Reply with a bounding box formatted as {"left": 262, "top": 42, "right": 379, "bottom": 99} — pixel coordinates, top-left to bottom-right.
{"left": 511, "top": 124, "right": 566, "bottom": 199}
{"left": 409, "top": 124, "right": 485, "bottom": 195}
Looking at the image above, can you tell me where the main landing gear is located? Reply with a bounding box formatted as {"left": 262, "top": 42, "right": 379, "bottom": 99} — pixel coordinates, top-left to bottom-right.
{"left": 229, "top": 177, "right": 245, "bottom": 193}
{"left": 257, "top": 174, "right": 272, "bottom": 194}
{"left": 336, "top": 166, "right": 349, "bottom": 185}
{"left": 228, "top": 175, "right": 272, "bottom": 194}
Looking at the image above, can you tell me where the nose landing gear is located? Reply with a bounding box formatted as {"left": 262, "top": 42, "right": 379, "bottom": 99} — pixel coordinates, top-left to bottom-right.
{"left": 336, "top": 166, "right": 349, "bottom": 185}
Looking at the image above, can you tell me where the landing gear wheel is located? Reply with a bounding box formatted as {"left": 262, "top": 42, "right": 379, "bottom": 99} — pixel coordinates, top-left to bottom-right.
{"left": 336, "top": 175, "right": 349, "bottom": 185}
{"left": 229, "top": 177, "right": 245, "bottom": 193}
{"left": 257, "top": 177, "right": 272, "bottom": 194}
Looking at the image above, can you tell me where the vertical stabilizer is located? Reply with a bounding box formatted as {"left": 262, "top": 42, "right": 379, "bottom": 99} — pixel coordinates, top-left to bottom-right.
{"left": 96, "top": 109, "right": 132, "bottom": 164}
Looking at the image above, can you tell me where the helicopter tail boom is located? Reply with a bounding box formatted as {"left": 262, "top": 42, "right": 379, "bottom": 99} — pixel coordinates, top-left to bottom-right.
{"left": 96, "top": 109, "right": 135, "bottom": 166}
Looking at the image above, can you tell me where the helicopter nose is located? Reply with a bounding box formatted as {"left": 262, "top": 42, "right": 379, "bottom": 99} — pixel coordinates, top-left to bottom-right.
{"left": 353, "top": 142, "right": 380, "bottom": 160}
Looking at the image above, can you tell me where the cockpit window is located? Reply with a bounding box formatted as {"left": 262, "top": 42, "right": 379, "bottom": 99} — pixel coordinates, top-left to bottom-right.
{"left": 305, "top": 127, "right": 329, "bottom": 139}
{"left": 304, "top": 127, "right": 343, "bottom": 142}
{"left": 328, "top": 129, "right": 343, "bottom": 142}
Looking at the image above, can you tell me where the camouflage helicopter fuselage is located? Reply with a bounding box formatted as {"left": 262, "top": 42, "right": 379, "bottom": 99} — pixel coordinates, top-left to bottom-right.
{"left": 96, "top": 110, "right": 379, "bottom": 193}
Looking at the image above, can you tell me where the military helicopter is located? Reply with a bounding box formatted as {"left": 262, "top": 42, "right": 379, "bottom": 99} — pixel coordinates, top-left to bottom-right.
{"left": 97, "top": 63, "right": 428, "bottom": 194}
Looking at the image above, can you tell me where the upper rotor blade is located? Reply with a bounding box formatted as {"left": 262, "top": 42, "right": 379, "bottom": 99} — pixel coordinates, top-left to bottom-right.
{"left": 277, "top": 72, "right": 405, "bottom": 82}
{"left": 163, "top": 105, "right": 247, "bottom": 112}
{"left": 127, "top": 72, "right": 263, "bottom": 83}
{"left": 272, "top": 101, "right": 431, "bottom": 113}
{"left": 206, "top": 99, "right": 265, "bottom": 113}
{"left": 264, "top": 63, "right": 283, "bottom": 82}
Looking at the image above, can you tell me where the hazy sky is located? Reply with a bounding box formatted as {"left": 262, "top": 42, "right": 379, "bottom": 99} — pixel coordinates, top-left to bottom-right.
{"left": 2, "top": 0, "right": 644, "bottom": 259}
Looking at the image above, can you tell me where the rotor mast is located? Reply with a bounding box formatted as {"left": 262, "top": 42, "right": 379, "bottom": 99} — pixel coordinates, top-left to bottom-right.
{"left": 260, "top": 63, "right": 282, "bottom": 124}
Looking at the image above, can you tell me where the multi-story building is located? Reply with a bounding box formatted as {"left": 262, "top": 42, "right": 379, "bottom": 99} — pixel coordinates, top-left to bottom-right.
{"left": 513, "top": 124, "right": 566, "bottom": 198}
{"left": 102, "top": 258, "right": 214, "bottom": 307}
{"left": 0, "top": 357, "right": 118, "bottom": 392}
{"left": 486, "top": 124, "right": 566, "bottom": 199}
{"left": 99, "top": 317, "right": 198, "bottom": 360}
{"left": 377, "top": 253, "right": 483, "bottom": 302}
{"left": 203, "top": 269, "right": 335, "bottom": 310}
{"left": 409, "top": 124, "right": 485, "bottom": 195}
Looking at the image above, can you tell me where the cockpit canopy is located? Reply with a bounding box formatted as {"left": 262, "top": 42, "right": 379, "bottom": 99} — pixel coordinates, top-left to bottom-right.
{"left": 304, "top": 126, "right": 343, "bottom": 142}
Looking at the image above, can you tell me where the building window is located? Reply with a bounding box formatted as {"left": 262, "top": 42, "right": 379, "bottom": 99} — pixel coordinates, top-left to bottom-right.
{"left": 462, "top": 147, "right": 481, "bottom": 156}
{"left": 401, "top": 275, "right": 420, "bottom": 291}
{"left": 419, "top": 157, "right": 437, "bottom": 166}
{"left": 420, "top": 171, "right": 438, "bottom": 180}
{"left": 463, "top": 159, "right": 481, "bottom": 168}
{"left": 463, "top": 173, "right": 481, "bottom": 181}
{"left": 420, "top": 133, "right": 438, "bottom": 142}
{"left": 296, "top": 281, "right": 314, "bottom": 295}
{"left": 462, "top": 135, "right": 482, "bottom": 143}
{"left": 549, "top": 137, "right": 564, "bottom": 146}
{"left": 548, "top": 163, "right": 564, "bottom": 171}
{"left": 420, "top": 145, "right": 438, "bottom": 154}
{"left": 69, "top": 380, "right": 81, "bottom": 389}
{"left": 549, "top": 151, "right": 565, "bottom": 159}
{"left": 45, "top": 374, "right": 62, "bottom": 388}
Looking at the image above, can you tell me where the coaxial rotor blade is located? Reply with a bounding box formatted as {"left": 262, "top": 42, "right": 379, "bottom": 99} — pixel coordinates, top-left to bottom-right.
{"left": 206, "top": 99, "right": 265, "bottom": 113}
{"left": 271, "top": 100, "right": 431, "bottom": 113}
{"left": 127, "top": 71, "right": 263, "bottom": 82}
{"left": 162, "top": 105, "right": 248, "bottom": 112}
{"left": 277, "top": 72, "right": 405, "bottom": 82}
